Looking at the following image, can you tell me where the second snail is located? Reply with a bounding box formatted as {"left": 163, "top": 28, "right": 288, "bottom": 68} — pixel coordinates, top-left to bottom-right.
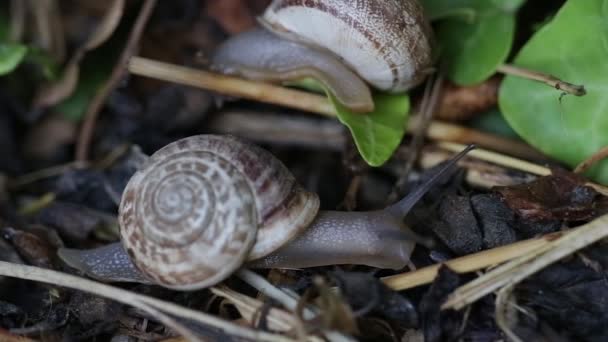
{"left": 59, "top": 135, "right": 474, "bottom": 290}
{"left": 210, "top": 0, "right": 435, "bottom": 112}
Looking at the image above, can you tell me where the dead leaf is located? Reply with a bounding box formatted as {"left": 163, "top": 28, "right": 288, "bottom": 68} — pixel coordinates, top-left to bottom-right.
{"left": 495, "top": 168, "right": 598, "bottom": 222}
{"left": 435, "top": 76, "right": 501, "bottom": 121}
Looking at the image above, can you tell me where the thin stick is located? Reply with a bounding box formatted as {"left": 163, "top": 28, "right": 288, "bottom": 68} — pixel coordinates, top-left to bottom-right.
{"left": 439, "top": 141, "right": 608, "bottom": 197}
{"left": 438, "top": 141, "right": 550, "bottom": 176}
{"left": 419, "top": 120, "right": 545, "bottom": 161}
{"left": 494, "top": 285, "right": 523, "bottom": 342}
{"left": 128, "top": 57, "right": 336, "bottom": 117}
{"left": 497, "top": 64, "right": 586, "bottom": 96}
{"left": 442, "top": 213, "right": 608, "bottom": 310}
{"left": 574, "top": 145, "right": 608, "bottom": 174}
{"left": 76, "top": 0, "right": 157, "bottom": 161}
{"left": 237, "top": 269, "right": 353, "bottom": 342}
{"left": 0, "top": 261, "right": 291, "bottom": 342}
{"left": 380, "top": 232, "right": 560, "bottom": 291}
{"left": 8, "top": 161, "right": 89, "bottom": 190}
{"left": 387, "top": 75, "right": 442, "bottom": 203}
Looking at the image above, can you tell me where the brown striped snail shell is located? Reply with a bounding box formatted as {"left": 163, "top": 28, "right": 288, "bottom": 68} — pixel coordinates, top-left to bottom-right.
{"left": 211, "top": 0, "right": 435, "bottom": 113}
{"left": 119, "top": 135, "right": 319, "bottom": 290}
{"left": 58, "top": 135, "right": 474, "bottom": 291}
{"left": 260, "top": 0, "right": 435, "bottom": 92}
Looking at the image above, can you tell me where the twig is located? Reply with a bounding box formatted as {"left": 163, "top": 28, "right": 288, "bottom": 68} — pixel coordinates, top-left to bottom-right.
{"left": 8, "top": 161, "right": 89, "bottom": 190}
{"left": 128, "top": 57, "right": 336, "bottom": 117}
{"left": 419, "top": 120, "right": 545, "bottom": 161}
{"left": 208, "top": 110, "right": 346, "bottom": 151}
{"left": 76, "top": 0, "right": 157, "bottom": 161}
{"left": 494, "top": 285, "right": 524, "bottom": 342}
{"left": 574, "top": 145, "right": 608, "bottom": 174}
{"left": 418, "top": 146, "right": 536, "bottom": 189}
{"left": 439, "top": 141, "right": 608, "bottom": 197}
{"left": 438, "top": 141, "right": 550, "bottom": 176}
{"left": 211, "top": 286, "right": 304, "bottom": 336}
{"left": 497, "top": 64, "right": 586, "bottom": 96}
{"left": 237, "top": 269, "right": 354, "bottom": 342}
{"left": 441, "top": 213, "right": 608, "bottom": 310}
{"left": 9, "top": 0, "right": 25, "bottom": 42}
{"left": 380, "top": 232, "right": 560, "bottom": 291}
{"left": 387, "top": 74, "right": 442, "bottom": 203}
{"left": 0, "top": 261, "right": 292, "bottom": 342}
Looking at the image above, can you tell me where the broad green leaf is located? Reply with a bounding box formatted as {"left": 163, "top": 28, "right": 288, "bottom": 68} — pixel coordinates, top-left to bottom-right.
{"left": 0, "top": 43, "right": 27, "bottom": 75}
{"left": 287, "top": 78, "right": 411, "bottom": 166}
{"left": 330, "top": 92, "right": 410, "bottom": 167}
{"left": 421, "top": 0, "right": 525, "bottom": 85}
{"left": 469, "top": 108, "right": 520, "bottom": 140}
{"left": 499, "top": 0, "right": 608, "bottom": 184}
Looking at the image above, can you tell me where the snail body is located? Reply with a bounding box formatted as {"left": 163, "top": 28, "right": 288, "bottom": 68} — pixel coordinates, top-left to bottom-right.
{"left": 210, "top": 0, "right": 434, "bottom": 112}
{"left": 59, "top": 135, "right": 473, "bottom": 290}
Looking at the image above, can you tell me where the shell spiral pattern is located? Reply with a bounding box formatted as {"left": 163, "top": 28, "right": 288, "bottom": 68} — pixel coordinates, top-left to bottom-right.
{"left": 119, "top": 137, "right": 258, "bottom": 290}
{"left": 119, "top": 135, "right": 319, "bottom": 289}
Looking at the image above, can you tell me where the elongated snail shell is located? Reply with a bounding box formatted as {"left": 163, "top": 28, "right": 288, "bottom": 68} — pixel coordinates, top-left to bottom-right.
{"left": 119, "top": 135, "right": 319, "bottom": 290}
{"left": 260, "top": 0, "right": 435, "bottom": 92}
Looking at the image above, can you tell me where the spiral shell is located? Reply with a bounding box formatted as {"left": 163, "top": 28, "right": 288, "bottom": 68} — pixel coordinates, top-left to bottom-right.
{"left": 261, "top": 0, "right": 434, "bottom": 92}
{"left": 119, "top": 135, "right": 319, "bottom": 289}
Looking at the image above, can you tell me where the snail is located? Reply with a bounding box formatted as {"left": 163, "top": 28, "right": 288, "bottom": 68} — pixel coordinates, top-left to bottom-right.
{"left": 58, "top": 134, "right": 473, "bottom": 290}
{"left": 210, "top": 0, "right": 435, "bottom": 113}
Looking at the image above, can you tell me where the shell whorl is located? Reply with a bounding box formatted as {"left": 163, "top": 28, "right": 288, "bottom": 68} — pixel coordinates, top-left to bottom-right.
{"left": 261, "top": 0, "right": 434, "bottom": 92}
{"left": 119, "top": 135, "right": 319, "bottom": 289}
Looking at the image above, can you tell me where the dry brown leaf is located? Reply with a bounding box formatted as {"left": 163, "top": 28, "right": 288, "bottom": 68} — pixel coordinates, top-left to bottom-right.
{"left": 495, "top": 168, "right": 598, "bottom": 222}
{"left": 435, "top": 77, "right": 501, "bottom": 121}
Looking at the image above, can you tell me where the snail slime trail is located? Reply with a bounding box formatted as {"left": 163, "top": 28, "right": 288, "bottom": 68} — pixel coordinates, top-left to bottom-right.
{"left": 59, "top": 135, "right": 474, "bottom": 290}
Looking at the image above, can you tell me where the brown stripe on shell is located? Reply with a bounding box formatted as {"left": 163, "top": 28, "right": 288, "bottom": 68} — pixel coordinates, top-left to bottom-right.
{"left": 118, "top": 134, "right": 318, "bottom": 289}
{"left": 265, "top": 0, "right": 434, "bottom": 91}
{"left": 269, "top": 0, "right": 400, "bottom": 88}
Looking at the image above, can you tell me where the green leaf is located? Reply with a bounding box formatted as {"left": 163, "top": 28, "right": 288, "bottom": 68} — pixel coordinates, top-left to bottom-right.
{"left": 421, "top": 0, "right": 525, "bottom": 85}
{"left": 330, "top": 92, "right": 410, "bottom": 167}
{"left": 24, "top": 47, "right": 60, "bottom": 80}
{"left": 55, "top": 41, "right": 118, "bottom": 121}
{"left": 0, "top": 43, "right": 27, "bottom": 75}
{"left": 499, "top": 0, "right": 608, "bottom": 184}
{"left": 55, "top": 54, "right": 112, "bottom": 121}
{"left": 469, "top": 108, "right": 521, "bottom": 140}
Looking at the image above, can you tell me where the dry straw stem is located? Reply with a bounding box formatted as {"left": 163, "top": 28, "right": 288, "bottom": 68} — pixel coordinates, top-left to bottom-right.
{"left": 439, "top": 141, "right": 608, "bottom": 196}
{"left": 0, "top": 261, "right": 292, "bottom": 342}
{"left": 497, "top": 64, "right": 586, "bottom": 96}
{"left": 237, "top": 269, "right": 354, "bottom": 342}
{"left": 574, "top": 145, "right": 608, "bottom": 174}
{"left": 127, "top": 57, "right": 541, "bottom": 161}
{"left": 381, "top": 232, "right": 559, "bottom": 291}
{"left": 76, "top": 0, "right": 157, "bottom": 161}
{"left": 128, "top": 57, "right": 336, "bottom": 116}
{"left": 211, "top": 286, "right": 303, "bottom": 335}
{"left": 442, "top": 212, "right": 608, "bottom": 311}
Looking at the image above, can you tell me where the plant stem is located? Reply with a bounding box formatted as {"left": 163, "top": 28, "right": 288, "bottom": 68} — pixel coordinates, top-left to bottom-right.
{"left": 128, "top": 57, "right": 336, "bottom": 116}
{"left": 497, "top": 64, "right": 586, "bottom": 96}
